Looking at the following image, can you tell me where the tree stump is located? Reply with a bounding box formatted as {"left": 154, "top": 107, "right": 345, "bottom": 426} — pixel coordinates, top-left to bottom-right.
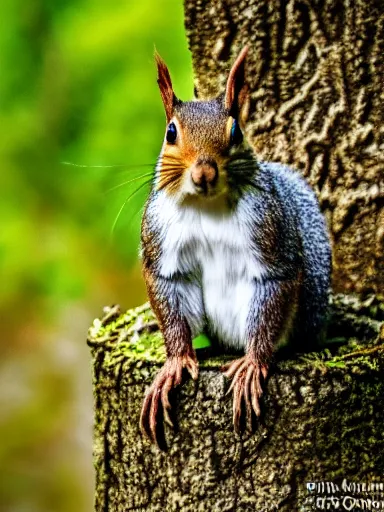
{"left": 88, "top": 295, "right": 384, "bottom": 511}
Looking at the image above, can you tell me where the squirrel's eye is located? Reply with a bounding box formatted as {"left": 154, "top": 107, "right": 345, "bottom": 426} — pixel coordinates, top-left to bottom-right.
{"left": 166, "top": 122, "right": 177, "bottom": 144}
{"left": 230, "top": 118, "right": 243, "bottom": 146}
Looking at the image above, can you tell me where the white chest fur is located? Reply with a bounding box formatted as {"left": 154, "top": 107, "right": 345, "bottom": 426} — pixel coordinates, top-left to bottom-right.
{"left": 154, "top": 193, "right": 267, "bottom": 348}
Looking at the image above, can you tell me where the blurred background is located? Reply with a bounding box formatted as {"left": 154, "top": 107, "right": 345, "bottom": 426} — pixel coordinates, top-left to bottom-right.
{"left": 0, "top": 1, "right": 192, "bottom": 510}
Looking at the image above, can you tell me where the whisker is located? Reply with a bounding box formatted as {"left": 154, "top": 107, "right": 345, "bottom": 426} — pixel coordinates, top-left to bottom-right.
{"left": 227, "top": 165, "right": 259, "bottom": 174}
{"left": 160, "top": 162, "right": 183, "bottom": 169}
{"left": 107, "top": 167, "right": 184, "bottom": 191}
{"left": 159, "top": 154, "right": 181, "bottom": 161}
{"left": 160, "top": 164, "right": 184, "bottom": 170}
{"left": 156, "top": 167, "right": 186, "bottom": 177}
{"left": 113, "top": 165, "right": 183, "bottom": 181}
{"left": 110, "top": 179, "right": 152, "bottom": 237}
{"left": 157, "top": 174, "right": 183, "bottom": 189}
{"left": 160, "top": 161, "right": 182, "bottom": 166}
{"left": 168, "top": 180, "right": 181, "bottom": 195}
{"left": 228, "top": 162, "right": 257, "bottom": 169}
{"left": 158, "top": 169, "right": 183, "bottom": 175}
{"left": 157, "top": 174, "right": 182, "bottom": 193}
{"left": 105, "top": 172, "right": 154, "bottom": 194}
{"left": 228, "top": 168, "right": 257, "bottom": 174}
{"left": 61, "top": 161, "right": 156, "bottom": 170}
{"left": 160, "top": 160, "right": 183, "bottom": 165}
{"left": 158, "top": 168, "right": 184, "bottom": 175}
{"left": 229, "top": 177, "right": 264, "bottom": 193}
{"left": 128, "top": 200, "right": 147, "bottom": 229}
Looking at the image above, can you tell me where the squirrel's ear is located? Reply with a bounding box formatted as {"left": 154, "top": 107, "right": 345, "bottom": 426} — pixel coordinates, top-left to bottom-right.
{"left": 224, "top": 46, "right": 250, "bottom": 123}
{"left": 155, "top": 52, "right": 177, "bottom": 122}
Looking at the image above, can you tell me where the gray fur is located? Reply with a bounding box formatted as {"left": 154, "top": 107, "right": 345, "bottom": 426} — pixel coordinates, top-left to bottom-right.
{"left": 257, "top": 161, "right": 332, "bottom": 346}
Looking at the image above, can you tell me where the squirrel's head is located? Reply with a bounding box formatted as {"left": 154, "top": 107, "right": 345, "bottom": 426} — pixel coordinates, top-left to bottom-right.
{"left": 155, "top": 47, "right": 251, "bottom": 203}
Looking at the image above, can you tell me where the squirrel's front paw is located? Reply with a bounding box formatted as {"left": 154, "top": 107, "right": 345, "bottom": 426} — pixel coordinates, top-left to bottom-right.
{"left": 221, "top": 355, "right": 268, "bottom": 433}
{"left": 140, "top": 352, "right": 198, "bottom": 449}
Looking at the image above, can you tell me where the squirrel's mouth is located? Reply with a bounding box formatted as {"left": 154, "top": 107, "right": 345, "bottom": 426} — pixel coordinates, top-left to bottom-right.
{"left": 156, "top": 157, "right": 230, "bottom": 204}
{"left": 180, "top": 163, "right": 227, "bottom": 200}
{"left": 172, "top": 169, "right": 228, "bottom": 209}
{"left": 181, "top": 185, "right": 230, "bottom": 211}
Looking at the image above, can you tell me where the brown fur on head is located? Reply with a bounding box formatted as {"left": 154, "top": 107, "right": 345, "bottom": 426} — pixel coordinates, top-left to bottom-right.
{"left": 155, "top": 47, "right": 250, "bottom": 201}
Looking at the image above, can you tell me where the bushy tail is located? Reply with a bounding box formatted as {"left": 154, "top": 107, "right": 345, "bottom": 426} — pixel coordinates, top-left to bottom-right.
{"left": 295, "top": 194, "right": 331, "bottom": 347}
{"left": 269, "top": 163, "right": 332, "bottom": 348}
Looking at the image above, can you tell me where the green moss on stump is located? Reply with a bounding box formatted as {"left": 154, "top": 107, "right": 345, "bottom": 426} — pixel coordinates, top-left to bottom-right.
{"left": 88, "top": 294, "right": 383, "bottom": 371}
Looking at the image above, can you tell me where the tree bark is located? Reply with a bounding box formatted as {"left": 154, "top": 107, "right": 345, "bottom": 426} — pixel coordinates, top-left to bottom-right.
{"left": 89, "top": 295, "right": 384, "bottom": 511}
{"left": 184, "top": 0, "right": 384, "bottom": 296}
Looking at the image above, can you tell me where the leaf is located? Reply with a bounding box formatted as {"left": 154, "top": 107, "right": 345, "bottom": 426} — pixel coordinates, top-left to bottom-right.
{"left": 193, "top": 334, "right": 211, "bottom": 349}
{"left": 326, "top": 360, "right": 346, "bottom": 368}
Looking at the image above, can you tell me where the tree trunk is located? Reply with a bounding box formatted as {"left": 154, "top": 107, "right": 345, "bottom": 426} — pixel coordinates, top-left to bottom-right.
{"left": 89, "top": 296, "right": 384, "bottom": 511}
{"left": 184, "top": 0, "right": 384, "bottom": 296}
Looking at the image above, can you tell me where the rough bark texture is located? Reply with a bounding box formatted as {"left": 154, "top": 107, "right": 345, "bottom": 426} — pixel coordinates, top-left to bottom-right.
{"left": 184, "top": 0, "right": 384, "bottom": 296}
{"left": 89, "top": 295, "right": 384, "bottom": 512}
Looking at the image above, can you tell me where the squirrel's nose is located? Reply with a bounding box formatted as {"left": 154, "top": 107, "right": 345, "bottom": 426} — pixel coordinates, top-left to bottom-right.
{"left": 191, "top": 159, "right": 218, "bottom": 193}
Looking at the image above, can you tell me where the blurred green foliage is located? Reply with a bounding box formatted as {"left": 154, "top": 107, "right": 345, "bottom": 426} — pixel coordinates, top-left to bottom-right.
{"left": 0, "top": 0, "right": 193, "bottom": 314}
{"left": 0, "top": 1, "right": 193, "bottom": 510}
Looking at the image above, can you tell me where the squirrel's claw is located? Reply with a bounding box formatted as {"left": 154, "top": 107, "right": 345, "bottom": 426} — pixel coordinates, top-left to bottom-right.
{"left": 140, "top": 353, "right": 199, "bottom": 449}
{"left": 222, "top": 356, "right": 268, "bottom": 434}
{"left": 161, "top": 376, "right": 174, "bottom": 427}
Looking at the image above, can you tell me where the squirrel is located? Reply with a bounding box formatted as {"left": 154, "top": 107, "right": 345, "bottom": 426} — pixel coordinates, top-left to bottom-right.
{"left": 139, "top": 46, "right": 331, "bottom": 448}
